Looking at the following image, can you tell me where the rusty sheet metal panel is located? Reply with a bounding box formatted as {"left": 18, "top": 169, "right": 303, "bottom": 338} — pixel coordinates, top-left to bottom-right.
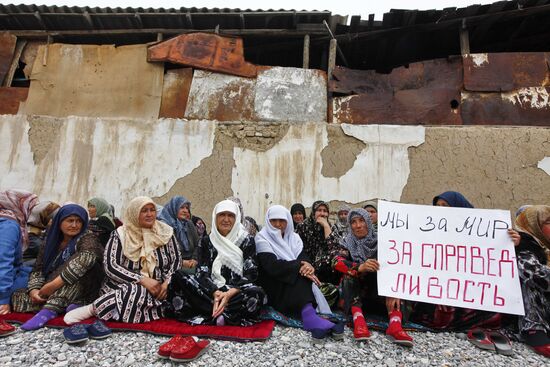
{"left": 0, "top": 32, "right": 17, "bottom": 85}
{"left": 159, "top": 68, "right": 193, "bottom": 119}
{"left": 148, "top": 33, "right": 257, "bottom": 78}
{"left": 463, "top": 53, "right": 550, "bottom": 92}
{"left": 333, "top": 88, "right": 462, "bottom": 125}
{"left": 0, "top": 87, "right": 28, "bottom": 114}
{"left": 461, "top": 88, "right": 550, "bottom": 126}
{"left": 329, "top": 57, "right": 463, "bottom": 95}
{"left": 184, "top": 70, "right": 257, "bottom": 121}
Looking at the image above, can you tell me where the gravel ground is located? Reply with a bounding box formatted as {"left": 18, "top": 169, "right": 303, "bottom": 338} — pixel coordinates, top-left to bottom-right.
{"left": 0, "top": 325, "right": 547, "bottom": 367}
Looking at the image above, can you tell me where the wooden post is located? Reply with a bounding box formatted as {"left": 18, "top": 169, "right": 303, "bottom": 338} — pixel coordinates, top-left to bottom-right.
{"left": 302, "top": 34, "right": 310, "bottom": 69}
{"left": 328, "top": 38, "right": 337, "bottom": 80}
{"left": 157, "top": 33, "right": 163, "bottom": 42}
{"left": 3, "top": 40, "right": 26, "bottom": 87}
{"left": 42, "top": 35, "right": 52, "bottom": 66}
{"left": 460, "top": 20, "right": 470, "bottom": 56}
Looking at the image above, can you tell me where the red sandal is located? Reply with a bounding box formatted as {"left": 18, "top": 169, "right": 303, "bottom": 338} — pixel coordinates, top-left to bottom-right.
{"left": 170, "top": 337, "right": 210, "bottom": 363}
{"left": 158, "top": 335, "right": 194, "bottom": 359}
{"left": 0, "top": 320, "right": 16, "bottom": 337}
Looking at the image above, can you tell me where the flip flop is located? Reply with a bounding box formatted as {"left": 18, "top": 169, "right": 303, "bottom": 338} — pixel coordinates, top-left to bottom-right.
{"left": 467, "top": 328, "right": 495, "bottom": 351}
{"left": 487, "top": 331, "right": 514, "bottom": 356}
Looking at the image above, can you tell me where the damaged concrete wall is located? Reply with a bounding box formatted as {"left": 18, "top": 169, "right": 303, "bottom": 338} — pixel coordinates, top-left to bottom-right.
{"left": 4, "top": 115, "right": 548, "bottom": 225}
{"left": 0, "top": 115, "right": 216, "bottom": 213}
{"left": 19, "top": 44, "right": 164, "bottom": 119}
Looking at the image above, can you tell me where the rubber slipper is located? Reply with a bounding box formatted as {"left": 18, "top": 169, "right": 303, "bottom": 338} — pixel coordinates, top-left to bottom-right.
{"left": 170, "top": 339, "right": 210, "bottom": 362}
{"left": 487, "top": 331, "right": 513, "bottom": 356}
{"left": 467, "top": 328, "right": 495, "bottom": 351}
{"left": 86, "top": 320, "right": 112, "bottom": 340}
{"left": 63, "top": 324, "right": 89, "bottom": 345}
{"left": 330, "top": 322, "right": 345, "bottom": 341}
{"left": 0, "top": 320, "right": 16, "bottom": 337}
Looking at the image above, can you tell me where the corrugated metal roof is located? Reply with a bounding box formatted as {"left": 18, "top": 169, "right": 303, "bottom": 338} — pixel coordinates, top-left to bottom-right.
{"left": 0, "top": 4, "right": 332, "bottom": 31}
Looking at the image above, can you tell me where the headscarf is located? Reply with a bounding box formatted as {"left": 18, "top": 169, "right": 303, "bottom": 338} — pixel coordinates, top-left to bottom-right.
{"left": 342, "top": 208, "right": 378, "bottom": 263}
{"left": 226, "top": 196, "right": 245, "bottom": 224}
{"left": 515, "top": 205, "right": 550, "bottom": 256}
{"left": 255, "top": 205, "right": 331, "bottom": 314}
{"left": 515, "top": 205, "right": 531, "bottom": 218}
{"left": 303, "top": 200, "right": 329, "bottom": 229}
{"left": 0, "top": 189, "right": 38, "bottom": 251}
{"left": 158, "top": 196, "right": 191, "bottom": 252}
{"left": 119, "top": 196, "right": 174, "bottom": 278}
{"left": 432, "top": 191, "right": 474, "bottom": 208}
{"left": 335, "top": 204, "right": 351, "bottom": 232}
{"left": 27, "top": 201, "right": 60, "bottom": 229}
{"left": 363, "top": 200, "right": 378, "bottom": 212}
{"left": 210, "top": 200, "right": 248, "bottom": 287}
{"left": 88, "top": 197, "right": 115, "bottom": 226}
{"left": 42, "top": 204, "right": 89, "bottom": 276}
{"left": 290, "top": 203, "right": 306, "bottom": 227}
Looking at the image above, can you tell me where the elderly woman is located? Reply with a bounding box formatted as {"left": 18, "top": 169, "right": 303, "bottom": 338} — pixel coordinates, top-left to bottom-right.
{"left": 332, "top": 204, "right": 351, "bottom": 239}
{"left": 508, "top": 206, "right": 550, "bottom": 358}
{"left": 0, "top": 190, "right": 38, "bottom": 316}
{"left": 11, "top": 204, "right": 103, "bottom": 330}
{"left": 159, "top": 196, "right": 199, "bottom": 274}
{"left": 166, "top": 199, "right": 266, "bottom": 326}
{"left": 256, "top": 205, "right": 342, "bottom": 341}
{"left": 333, "top": 208, "right": 413, "bottom": 346}
{"left": 362, "top": 200, "right": 378, "bottom": 231}
{"left": 64, "top": 197, "right": 181, "bottom": 324}
{"left": 296, "top": 201, "right": 341, "bottom": 289}
{"left": 87, "top": 198, "right": 116, "bottom": 247}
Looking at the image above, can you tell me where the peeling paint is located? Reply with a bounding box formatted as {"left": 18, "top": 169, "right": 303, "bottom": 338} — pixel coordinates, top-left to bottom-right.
{"left": 471, "top": 53, "right": 489, "bottom": 67}
{"left": 1, "top": 115, "right": 216, "bottom": 213}
{"left": 231, "top": 124, "right": 425, "bottom": 221}
{"left": 501, "top": 87, "right": 550, "bottom": 109}
{"left": 538, "top": 157, "right": 550, "bottom": 176}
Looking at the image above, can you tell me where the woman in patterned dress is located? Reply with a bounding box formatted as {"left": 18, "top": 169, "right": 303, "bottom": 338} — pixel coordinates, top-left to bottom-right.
{"left": 166, "top": 199, "right": 266, "bottom": 326}
{"left": 64, "top": 196, "right": 181, "bottom": 324}
{"left": 12, "top": 204, "right": 103, "bottom": 330}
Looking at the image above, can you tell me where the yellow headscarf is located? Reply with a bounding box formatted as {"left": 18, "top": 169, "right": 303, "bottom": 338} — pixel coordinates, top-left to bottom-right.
{"left": 119, "top": 196, "right": 173, "bottom": 278}
{"left": 515, "top": 205, "right": 550, "bottom": 264}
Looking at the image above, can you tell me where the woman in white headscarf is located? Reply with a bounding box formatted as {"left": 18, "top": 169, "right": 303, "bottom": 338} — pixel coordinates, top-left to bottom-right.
{"left": 256, "top": 205, "right": 343, "bottom": 341}
{"left": 166, "top": 200, "right": 266, "bottom": 326}
{"left": 64, "top": 196, "right": 181, "bottom": 324}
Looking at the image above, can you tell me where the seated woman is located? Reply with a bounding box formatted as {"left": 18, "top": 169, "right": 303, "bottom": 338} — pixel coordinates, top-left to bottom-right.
{"left": 158, "top": 196, "right": 199, "bottom": 274}
{"left": 0, "top": 190, "right": 38, "bottom": 315}
{"left": 333, "top": 208, "right": 413, "bottom": 346}
{"left": 64, "top": 197, "right": 181, "bottom": 324}
{"left": 508, "top": 205, "right": 550, "bottom": 358}
{"left": 11, "top": 204, "right": 103, "bottom": 331}
{"left": 296, "top": 200, "right": 341, "bottom": 286}
{"left": 167, "top": 199, "right": 266, "bottom": 326}
{"left": 256, "top": 205, "right": 341, "bottom": 340}
{"left": 290, "top": 203, "right": 306, "bottom": 229}
{"left": 362, "top": 200, "right": 378, "bottom": 231}
{"left": 432, "top": 191, "right": 473, "bottom": 208}
{"left": 332, "top": 204, "right": 351, "bottom": 239}
{"left": 87, "top": 198, "right": 116, "bottom": 247}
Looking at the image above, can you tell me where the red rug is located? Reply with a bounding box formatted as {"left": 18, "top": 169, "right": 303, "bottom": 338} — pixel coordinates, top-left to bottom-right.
{"left": 0, "top": 313, "right": 275, "bottom": 342}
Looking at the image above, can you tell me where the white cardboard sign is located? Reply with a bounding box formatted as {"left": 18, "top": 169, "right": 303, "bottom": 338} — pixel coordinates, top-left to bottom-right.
{"left": 377, "top": 200, "right": 525, "bottom": 315}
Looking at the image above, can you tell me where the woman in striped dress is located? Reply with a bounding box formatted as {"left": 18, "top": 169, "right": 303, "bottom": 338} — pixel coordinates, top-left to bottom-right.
{"left": 64, "top": 196, "right": 181, "bottom": 324}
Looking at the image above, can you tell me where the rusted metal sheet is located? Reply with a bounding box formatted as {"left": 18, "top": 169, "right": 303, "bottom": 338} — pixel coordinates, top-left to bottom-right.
{"left": 159, "top": 68, "right": 193, "bottom": 119}
{"left": 0, "top": 87, "right": 28, "bottom": 114}
{"left": 461, "top": 88, "right": 550, "bottom": 126}
{"left": 333, "top": 88, "right": 462, "bottom": 125}
{"left": 329, "top": 57, "right": 463, "bottom": 95}
{"left": 463, "top": 53, "right": 550, "bottom": 92}
{"left": 148, "top": 33, "right": 258, "bottom": 78}
{"left": 0, "top": 32, "right": 17, "bottom": 85}
{"left": 184, "top": 70, "right": 257, "bottom": 121}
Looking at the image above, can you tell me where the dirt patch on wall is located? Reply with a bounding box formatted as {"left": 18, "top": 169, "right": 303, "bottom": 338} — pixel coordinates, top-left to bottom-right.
{"left": 402, "top": 126, "right": 550, "bottom": 211}
{"left": 154, "top": 130, "right": 236, "bottom": 228}
{"left": 217, "top": 122, "right": 290, "bottom": 152}
{"left": 321, "top": 125, "right": 366, "bottom": 178}
{"left": 27, "top": 115, "right": 64, "bottom": 165}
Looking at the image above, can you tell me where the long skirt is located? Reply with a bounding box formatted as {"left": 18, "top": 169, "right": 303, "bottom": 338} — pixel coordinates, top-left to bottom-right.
{"left": 93, "top": 283, "right": 164, "bottom": 323}
{"left": 166, "top": 270, "right": 266, "bottom": 326}
{"left": 12, "top": 282, "right": 88, "bottom": 314}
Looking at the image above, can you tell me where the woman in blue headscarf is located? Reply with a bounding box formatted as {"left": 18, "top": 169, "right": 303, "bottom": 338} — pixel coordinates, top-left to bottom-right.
{"left": 11, "top": 204, "right": 104, "bottom": 330}
{"left": 158, "top": 196, "right": 199, "bottom": 274}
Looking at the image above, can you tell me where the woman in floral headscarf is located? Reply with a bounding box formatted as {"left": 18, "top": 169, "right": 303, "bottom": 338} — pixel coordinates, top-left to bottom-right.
{"left": 166, "top": 200, "right": 266, "bottom": 326}
{"left": 87, "top": 197, "right": 116, "bottom": 247}
{"left": 508, "top": 205, "right": 550, "bottom": 358}
{"left": 64, "top": 197, "right": 181, "bottom": 324}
